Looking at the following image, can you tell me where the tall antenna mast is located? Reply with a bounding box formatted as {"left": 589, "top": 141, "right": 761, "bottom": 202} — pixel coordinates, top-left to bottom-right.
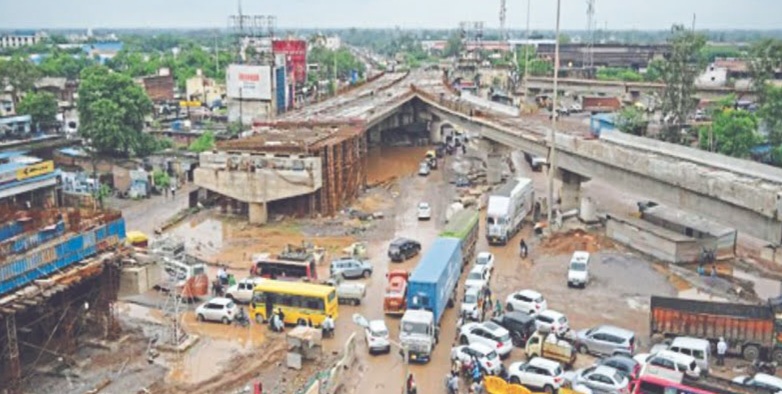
{"left": 585, "top": 0, "right": 596, "bottom": 73}
{"left": 500, "top": 0, "right": 507, "bottom": 41}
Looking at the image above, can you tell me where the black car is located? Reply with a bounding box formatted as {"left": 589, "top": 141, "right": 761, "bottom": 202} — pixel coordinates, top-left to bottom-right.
{"left": 388, "top": 238, "right": 421, "bottom": 262}
{"left": 491, "top": 311, "right": 536, "bottom": 347}
{"left": 597, "top": 355, "right": 640, "bottom": 380}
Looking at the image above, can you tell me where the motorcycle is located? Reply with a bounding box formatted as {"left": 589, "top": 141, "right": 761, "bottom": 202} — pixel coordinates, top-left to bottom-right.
{"left": 234, "top": 312, "right": 250, "bottom": 328}
{"left": 749, "top": 359, "right": 777, "bottom": 375}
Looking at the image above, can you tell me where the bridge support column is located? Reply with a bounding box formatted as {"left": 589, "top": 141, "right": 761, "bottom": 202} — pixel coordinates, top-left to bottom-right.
{"left": 249, "top": 202, "right": 268, "bottom": 224}
{"left": 558, "top": 169, "right": 588, "bottom": 212}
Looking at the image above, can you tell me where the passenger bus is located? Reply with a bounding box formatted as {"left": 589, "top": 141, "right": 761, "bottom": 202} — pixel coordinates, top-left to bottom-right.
{"left": 250, "top": 280, "right": 338, "bottom": 326}
{"left": 631, "top": 375, "right": 714, "bottom": 394}
{"left": 250, "top": 254, "right": 318, "bottom": 281}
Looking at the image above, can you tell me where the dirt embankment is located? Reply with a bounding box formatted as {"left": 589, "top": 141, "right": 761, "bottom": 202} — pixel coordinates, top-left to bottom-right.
{"left": 537, "top": 228, "right": 616, "bottom": 255}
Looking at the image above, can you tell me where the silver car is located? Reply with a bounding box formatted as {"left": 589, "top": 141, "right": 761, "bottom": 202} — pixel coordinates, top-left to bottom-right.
{"left": 570, "top": 365, "right": 630, "bottom": 394}
{"left": 330, "top": 257, "right": 373, "bottom": 279}
{"left": 575, "top": 325, "right": 636, "bottom": 357}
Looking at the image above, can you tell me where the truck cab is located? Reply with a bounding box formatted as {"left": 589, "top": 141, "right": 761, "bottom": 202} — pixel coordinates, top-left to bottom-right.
{"left": 400, "top": 309, "right": 438, "bottom": 363}
{"left": 384, "top": 270, "right": 409, "bottom": 315}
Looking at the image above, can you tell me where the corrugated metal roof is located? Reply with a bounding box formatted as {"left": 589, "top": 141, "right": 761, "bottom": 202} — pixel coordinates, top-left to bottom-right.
{"left": 0, "top": 151, "right": 28, "bottom": 161}
{"left": 0, "top": 170, "right": 60, "bottom": 192}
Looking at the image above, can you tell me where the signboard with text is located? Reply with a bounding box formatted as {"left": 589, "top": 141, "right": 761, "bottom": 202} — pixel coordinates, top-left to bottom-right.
{"left": 226, "top": 64, "right": 272, "bottom": 100}
{"left": 16, "top": 161, "right": 54, "bottom": 181}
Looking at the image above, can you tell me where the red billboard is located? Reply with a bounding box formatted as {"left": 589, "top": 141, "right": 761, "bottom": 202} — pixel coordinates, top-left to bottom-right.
{"left": 272, "top": 39, "right": 307, "bottom": 85}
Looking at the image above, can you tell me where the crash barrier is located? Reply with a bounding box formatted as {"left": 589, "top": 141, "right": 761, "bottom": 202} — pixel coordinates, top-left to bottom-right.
{"left": 296, "top": 332, "right": 358, "bottom": 394}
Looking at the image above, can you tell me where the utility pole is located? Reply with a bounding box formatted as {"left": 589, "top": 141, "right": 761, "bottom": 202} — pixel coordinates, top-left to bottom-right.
{"left": 333, "top": 53, "right": 337, "bottom": 96}
{"left": 547, "top": 0, "right": 562, "bottom": 226}
{"left": 522, "top": 0, "right": 532, "bottom": 97}
{"left": 500, "top": 0, "right": 507, "bottom": 41}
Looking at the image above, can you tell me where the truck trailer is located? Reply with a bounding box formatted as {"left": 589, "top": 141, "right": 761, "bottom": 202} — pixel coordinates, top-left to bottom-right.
{"left": 401, "top": 237, "right": 462, "bottom": 362}
{"left": 650, "top": 296, "right": 782, "bottom": 362}
{"left": 486, "top": 177, "right": 534, "bottom": 245}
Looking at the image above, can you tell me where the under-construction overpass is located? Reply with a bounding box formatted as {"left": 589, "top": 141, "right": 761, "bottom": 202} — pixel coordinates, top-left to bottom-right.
{"left": 199, "top": 70, "right": 782, "bottom": 245}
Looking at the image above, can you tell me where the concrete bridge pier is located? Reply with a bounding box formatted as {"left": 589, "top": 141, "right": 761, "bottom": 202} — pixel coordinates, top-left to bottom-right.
{"left": 249, "top": 202, "right": 268, "bottom": 224}
{"left": 558, "top": 169, "right": 589, "bottom": 212}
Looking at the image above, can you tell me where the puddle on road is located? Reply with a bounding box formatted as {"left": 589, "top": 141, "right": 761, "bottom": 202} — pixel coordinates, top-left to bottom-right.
{"left": 365, "top": 146, "right": 429, "bottom": 185}
{"left": 170, "top": 216, "right": 225, "bottom": 257}
{"left": 733, "top": 268, "right": 781, "bottom": 300}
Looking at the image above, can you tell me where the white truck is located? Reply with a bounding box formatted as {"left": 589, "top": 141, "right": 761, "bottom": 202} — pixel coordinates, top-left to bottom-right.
{"left": 486, "top": 177, "right": 534, "bottom": 245}
{"left": 399, "top": 309, "right": 439, "bottom": 363}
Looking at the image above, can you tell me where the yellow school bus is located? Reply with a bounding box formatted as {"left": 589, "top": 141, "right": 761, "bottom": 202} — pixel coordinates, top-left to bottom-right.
{"left": 250, "top": 280, "right": 338, "bottom": 326}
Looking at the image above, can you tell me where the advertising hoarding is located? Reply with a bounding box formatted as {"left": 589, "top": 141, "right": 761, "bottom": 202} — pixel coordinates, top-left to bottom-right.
{"left": 272, "top": 39, "right": 307, "bottom": 84}
{"left": 16, "top": 161, "right": 54, "bottom": 181}
{"left": 227, "top": 65, "right": 273, "bottom": 100}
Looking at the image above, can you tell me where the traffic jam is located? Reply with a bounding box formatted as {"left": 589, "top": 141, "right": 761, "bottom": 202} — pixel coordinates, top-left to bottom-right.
{"left": 193, "top": 145, "right": 782, "bottom": 394}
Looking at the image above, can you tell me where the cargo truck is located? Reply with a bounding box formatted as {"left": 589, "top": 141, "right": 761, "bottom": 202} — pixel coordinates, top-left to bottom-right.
{"left": 650, "top": 296, "right": 782, "bottom": 362}
{"left": 440, "top": 209, "right": 480, "bottom": 270}
{"left": 486, "top": 177, "right": 534, "bottom": 245}
{"left": 401, "top": 237, "right": 462, "bottom": 362}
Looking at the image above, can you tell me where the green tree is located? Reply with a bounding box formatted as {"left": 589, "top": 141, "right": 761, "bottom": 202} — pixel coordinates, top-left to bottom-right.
{"left": 16, "top": 91, "right": 58, "bottom": 131}
{"left": 443, "top": 33, "right": 463, "bottom": 57}
{"left": 698, "top": 108, "right": 760, "bottom": 157}
{"left": 659, "top": 25, "right": 707, "bottom": 143}
{"left": 134, "top": 133, "right": 168, "bottom": 157}
{"left": 748, "top": 39, "right": 782, "bottom": 144}
{"left": 38, "top": 50, "right": 92, "bottom": 80}
{"left": 596, "top": 67, "right": 643, "bottom": 82}
{"left": 152, "top": 169, "right": 171, "bottom": 189}
{"left": 616, "top": 106, "right": 649, "bottom": 136}
{"left": 78, "top": 66, "right": 152, "bottom": 157}
{"left": 644, "top": 59, "right": 665, "bottom": 82}
{"left": 188, "top": 131, "right": 215, "bottom": 153}
{"left": 0, "top": 56, "right": 42, "bottom": 102}
{"left": 516, "top": 48, "right": 554, "bottom": 77}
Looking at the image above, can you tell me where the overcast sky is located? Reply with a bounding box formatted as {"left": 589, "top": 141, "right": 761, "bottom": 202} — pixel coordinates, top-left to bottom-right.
{"left": 1, "top": 0, "right": 780, "bottom": 31}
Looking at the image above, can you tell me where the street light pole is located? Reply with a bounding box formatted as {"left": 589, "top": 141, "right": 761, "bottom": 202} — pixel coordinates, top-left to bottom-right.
{"left": 522, "top": 0, "right": 531, "bottom": 97}
{"left": 547, "top": 0, "right": 562, "bottom": 226}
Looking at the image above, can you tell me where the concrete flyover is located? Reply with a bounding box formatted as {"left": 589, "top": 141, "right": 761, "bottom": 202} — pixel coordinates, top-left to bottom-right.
{"left": 275, "top": 71, "right": 782, "bottom": 244}
{"left": 524, "top": 77, "right": 756, "bottom": 100}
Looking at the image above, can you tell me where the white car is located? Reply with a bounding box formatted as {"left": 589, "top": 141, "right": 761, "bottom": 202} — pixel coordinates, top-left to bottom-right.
{"left": 634, "top": 350, "right": 702, "bottom": 380}
{"left": 224, "top": 277, "right": 265, "bottom": 303}
{"left": 451, "top": 343, "right": 502, "bottom": 375}
{"left": 509, "top": 357, "right": 566, "bottom": 394}
{"left": 569, "top": 365, "right": 631, "bottom": 394}
{"left": 567, "top": 251, "right": 590, "bottom": 288}
{"left": 476, "top": 252, "right": 495, "bottom": 272}
{"left": 365, "top": 319, "right": 391, "bottom": 354}
{"left": 732, "top": 373, "right": 782, "bottom": 392}
{"left": 195, "top": 297, "right": 238, "bottom": 324}
{"left": 459, "top": 321, "right": 513, "bottom": 358}
{"left": 534, "top": 309, "right": 570, "bottom": 336}
{"left": 465, "top": 265, "right": 490, "bottom": 290}
{"left": 417, "top": 202, "right": 431, "bottom": 220}
{"left": 505, "top": 289, "right": 547, "bottom": 315}
{"left": 460, "top": 286, "right": 482, "bottom": 321}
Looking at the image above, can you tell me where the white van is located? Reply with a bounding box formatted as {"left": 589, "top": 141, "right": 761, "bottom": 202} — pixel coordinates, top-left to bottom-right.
{"left": 669, "top": 337, "right": 711, "bottom": 375}
{"left": 567, "top": 251, "right": 590, "bottom": 288}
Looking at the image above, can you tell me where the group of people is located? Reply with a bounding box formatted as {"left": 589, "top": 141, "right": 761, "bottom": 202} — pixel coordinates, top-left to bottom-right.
{"left": 211, "top": 266, "right": 236, "bottom": 297}
{"left": 448, "top": 353, "right": 509, "bottom": 394}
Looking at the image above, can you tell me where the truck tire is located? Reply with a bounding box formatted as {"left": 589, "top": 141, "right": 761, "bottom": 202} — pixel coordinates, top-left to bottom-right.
{"left": 773, "top": 349, "right": 782, "bottom": 364}
{"left": 743, "top": 344, "right": 760, "bottom": 361}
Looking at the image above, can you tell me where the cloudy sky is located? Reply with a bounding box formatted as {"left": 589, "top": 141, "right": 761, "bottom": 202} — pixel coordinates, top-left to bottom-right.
{"left": 1, "top": 0, "right": 779, "bottom": 30}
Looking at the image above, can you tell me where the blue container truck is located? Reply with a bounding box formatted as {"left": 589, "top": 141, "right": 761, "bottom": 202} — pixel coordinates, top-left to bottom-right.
{"left": 401, "top": 237, "right": 462, "bottom": 362}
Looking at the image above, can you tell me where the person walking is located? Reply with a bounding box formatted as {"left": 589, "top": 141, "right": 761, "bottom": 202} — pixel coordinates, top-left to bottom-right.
{"left": 519, "top": 238, "right": 528, "bottom": 258}
{"left": 494, "top": 298, "right": 503, "bottom": 318}
{"left": 717, "top": 337, "right": 727, "bottom": 366}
